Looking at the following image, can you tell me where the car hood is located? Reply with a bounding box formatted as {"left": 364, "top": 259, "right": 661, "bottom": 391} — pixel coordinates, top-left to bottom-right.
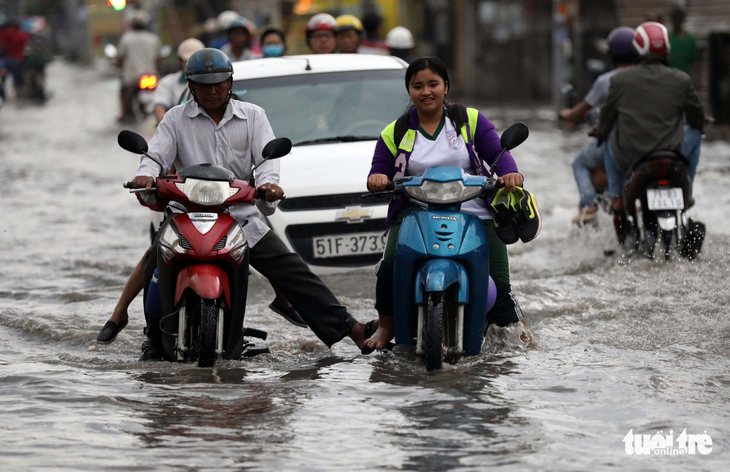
{"left": 279, "top": 141, "right": 379, "bottom": 198}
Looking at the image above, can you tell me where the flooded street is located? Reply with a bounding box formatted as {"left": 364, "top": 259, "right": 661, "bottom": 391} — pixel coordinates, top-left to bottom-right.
{"left": 1, "top": 61, "right": 729, "bottom": 470}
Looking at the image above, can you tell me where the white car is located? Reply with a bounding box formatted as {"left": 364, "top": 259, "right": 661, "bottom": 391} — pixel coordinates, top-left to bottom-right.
{"left": 230, "top": 54, "right": 410, "bottom": 273}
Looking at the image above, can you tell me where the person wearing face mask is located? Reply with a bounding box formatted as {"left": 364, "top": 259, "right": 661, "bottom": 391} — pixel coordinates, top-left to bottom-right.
{"left": 364, "top": 57, "right": 533, "bottom": 352}
{"left": 260, "top": 26, "right": 287, "bottom": 58}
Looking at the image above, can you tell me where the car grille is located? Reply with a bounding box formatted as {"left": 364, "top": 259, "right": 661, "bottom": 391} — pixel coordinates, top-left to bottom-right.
{"left": 278, "top": 193, "right": 387, "bottom": 212}
{"left": 285, "top": 219, "right": 387, "bottom": 266}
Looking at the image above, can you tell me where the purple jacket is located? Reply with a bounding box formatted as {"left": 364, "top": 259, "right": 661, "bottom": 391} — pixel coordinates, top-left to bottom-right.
{"left": 369, "top": 107, "right": 520, "bottom": 227}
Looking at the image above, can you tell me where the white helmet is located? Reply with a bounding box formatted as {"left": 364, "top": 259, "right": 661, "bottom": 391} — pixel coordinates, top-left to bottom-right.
{"left": 386, "top": 26, "right": 414, "bottom": 49}
{"left": 177, "top": 38, "right": 205, "bottom": 61}
{"left": 216, "top": 10, "right": 239, "bottom": 32}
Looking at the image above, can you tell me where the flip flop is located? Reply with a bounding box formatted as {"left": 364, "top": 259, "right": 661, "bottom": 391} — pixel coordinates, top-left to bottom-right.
{"left": 96, "top": 319, "right": 128, "bottom": 344}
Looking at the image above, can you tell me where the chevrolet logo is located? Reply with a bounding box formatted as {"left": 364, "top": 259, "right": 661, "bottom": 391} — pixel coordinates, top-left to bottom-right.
{"left": 336, "top": 207, "right": 373, "bottom": 223}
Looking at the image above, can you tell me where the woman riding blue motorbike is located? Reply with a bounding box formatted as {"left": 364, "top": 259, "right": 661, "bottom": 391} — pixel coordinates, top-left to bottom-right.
{"left": 364, "top": 57, "right": 537, "bottom": 353}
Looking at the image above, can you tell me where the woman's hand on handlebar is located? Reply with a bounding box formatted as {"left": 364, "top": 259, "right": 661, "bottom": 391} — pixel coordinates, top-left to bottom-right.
{"left": 133, "top": 176, "right": 156, "bottom": 192}
{"left": 497, "top": 173, "right": 523, "bottom": 193}
{"left": 368, "top": 174, "right": 390, "bottom": 192}
{"left": 257, "top": 183, "right": 285, "bottom": 202}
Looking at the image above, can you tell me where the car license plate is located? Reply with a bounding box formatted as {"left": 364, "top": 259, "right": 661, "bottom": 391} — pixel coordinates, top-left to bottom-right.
{"left": 647, "top": 188, "right": 684, "bottom": 210}
{"left": 313, "top": 232, "right": 386, "bottom": 258}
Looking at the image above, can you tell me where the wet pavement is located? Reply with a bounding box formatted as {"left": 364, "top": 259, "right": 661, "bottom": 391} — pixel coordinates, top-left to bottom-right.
{"left": 1, "top": 61, "right": 729, "bottom": 470}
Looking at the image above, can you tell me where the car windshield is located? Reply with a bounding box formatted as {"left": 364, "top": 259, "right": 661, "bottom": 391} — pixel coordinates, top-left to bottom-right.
{"left": 233, "top": 69, "right": 409, "bottom": 146}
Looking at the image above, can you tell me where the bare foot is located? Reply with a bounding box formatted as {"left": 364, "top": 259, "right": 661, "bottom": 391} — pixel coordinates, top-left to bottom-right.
{"left": 347, "top": 322, "right": 367, "bottom": 349}
{"left": 364, "top": 316, "right": 394, "bottom": 350}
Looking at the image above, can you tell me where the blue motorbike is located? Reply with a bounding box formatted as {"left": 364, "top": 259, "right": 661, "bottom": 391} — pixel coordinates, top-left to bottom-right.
{"left": 369, "top": 123, "right": 529, "bottom": 370}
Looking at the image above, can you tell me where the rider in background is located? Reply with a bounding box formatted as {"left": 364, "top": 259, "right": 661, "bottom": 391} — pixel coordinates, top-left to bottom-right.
{"left": 1, "top": 19, "right": 29, "bottom": 99}
{"left": 560, "top": 27, "right": 637, "bottom": 226}
{"left": 335, "top": 15, "right": 363, "bottom": 54}
{"left": 260, "top": 26, "right": 287, "bottom": 58}
{"left": 221, "top": 17, "right": 258, "bottom": 62}
{"left": 209, "top": 10, "right": 239, "bottom": 50}
{"left": 116, "top": 11, "right": 160, "bottom": 123}
{"left": 598, "top": 22, "right": 704, "bottom": 220}
{"left": 306, "top": 13, "right": 338, "bottom": 54}
{"left": 152, "top": 38, "right": 204, "bottom": 123}
{"left": 385, "top": 26, "right": 415, "bottom": 64}
{"left": 668, "top": 8, "right": 701, "bottom": 87}
{"left": 364, "top": 57, "right": 529, "bottom": 351}
{"left": 358, "top": 11, "right": 389, "bottom": 55}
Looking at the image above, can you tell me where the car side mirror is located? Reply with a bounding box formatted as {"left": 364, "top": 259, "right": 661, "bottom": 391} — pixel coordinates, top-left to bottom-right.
{"left": 500, "top": 122, "right": 529, "bottom": 150}
{"left": 118, "top": 130, "right": 149, "bottom": 155}
{"left": 262, "top": 137, "right": 292, "bottom": 160}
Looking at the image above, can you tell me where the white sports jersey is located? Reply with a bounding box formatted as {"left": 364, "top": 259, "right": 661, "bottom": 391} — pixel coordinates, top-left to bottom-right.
{"left": 406, "top": 117, "right": 492, "bottom": 220}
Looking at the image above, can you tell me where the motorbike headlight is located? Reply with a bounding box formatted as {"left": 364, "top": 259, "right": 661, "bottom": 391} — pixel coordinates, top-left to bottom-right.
{"left": 405, "top": 180, "right": 482, "bottom": 204}
{"left": 224, "top": 224, "right": 248, "bottom": 262}
{"left": 175, "top": 179, "right": 239, "bottom": 206}
{"left": 159, "top": 224, "right": 185, "bottom": 261}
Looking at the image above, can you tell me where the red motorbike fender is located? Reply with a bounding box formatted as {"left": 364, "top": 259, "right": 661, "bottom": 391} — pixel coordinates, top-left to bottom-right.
{"left": 174, "top": 264, "right": 230, "bottom": 307}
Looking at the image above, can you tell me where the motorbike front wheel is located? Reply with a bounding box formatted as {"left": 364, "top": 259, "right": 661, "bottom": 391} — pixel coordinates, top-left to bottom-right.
{"left": 195, "top": 298, "right": 219, "bottom": 368}
{"left": 424, "top": 292, "right": 445, "bottom": 371}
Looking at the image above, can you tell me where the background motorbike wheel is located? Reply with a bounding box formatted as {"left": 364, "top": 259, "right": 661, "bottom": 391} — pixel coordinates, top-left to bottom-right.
{"left": 424, "top": 292, "right": 445, "bottom": 371}
{"left": 193, "top": 298, "right": 219, "bottom": 368}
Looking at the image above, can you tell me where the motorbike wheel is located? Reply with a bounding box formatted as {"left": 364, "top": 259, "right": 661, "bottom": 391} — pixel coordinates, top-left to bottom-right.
{"left": 196, "top": 298, "right": 219, "bottom": 368}
{"left": 424, "top": 291, "right": 445, "bottom": 371}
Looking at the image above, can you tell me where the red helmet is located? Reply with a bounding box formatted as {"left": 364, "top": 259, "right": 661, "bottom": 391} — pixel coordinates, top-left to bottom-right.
{"left": 633, "top": 22, "right": 671, "bottom": 55}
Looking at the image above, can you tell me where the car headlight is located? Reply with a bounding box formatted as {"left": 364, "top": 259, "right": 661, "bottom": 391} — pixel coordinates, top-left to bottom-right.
{"left": 224, "top": 224, "right": 248, "bottom": 262}
{"left": 159, "top": 223, "right": 185, "bottom": 261}
{"left": 405, "top": 180, "right": 482, "bottom": 204}
{"left": 175, "top": 179, "right": 239, "bottom": 206}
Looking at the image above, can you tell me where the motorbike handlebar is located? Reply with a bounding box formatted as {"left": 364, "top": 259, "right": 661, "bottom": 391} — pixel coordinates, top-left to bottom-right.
{"left": 123, "top": 181, "right": 133, "bottom": 189}
{"left": 256, "top": 188, "right": 286, "bottom": 201}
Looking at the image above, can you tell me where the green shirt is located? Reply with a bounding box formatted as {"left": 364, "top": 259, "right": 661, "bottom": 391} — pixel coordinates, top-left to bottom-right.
{"left": 669, "top": 30, "right": 700, "bottom": 82}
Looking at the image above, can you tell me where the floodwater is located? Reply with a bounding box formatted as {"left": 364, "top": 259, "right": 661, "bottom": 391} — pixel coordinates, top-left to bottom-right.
{"left": 1, "top": 62, "right": 729, "bottom": 471}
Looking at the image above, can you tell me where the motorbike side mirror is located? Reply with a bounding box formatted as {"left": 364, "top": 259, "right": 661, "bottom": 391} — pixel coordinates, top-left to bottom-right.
{"left": 262, "top": 137, "right": 292, "bottom": 160}
{"left": 500, "top": 122, "right": 529, "bottom": 151}
{"left": 118, "top": 130, "right": 149, "bottom": 154}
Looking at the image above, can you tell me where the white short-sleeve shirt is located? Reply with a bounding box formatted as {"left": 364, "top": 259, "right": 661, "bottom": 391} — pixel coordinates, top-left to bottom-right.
{"left": 406, "top": 118, "right": 492, "bottom": 220}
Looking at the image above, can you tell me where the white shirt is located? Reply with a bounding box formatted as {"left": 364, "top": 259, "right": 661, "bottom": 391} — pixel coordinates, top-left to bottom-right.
{"left": 135, "top": 99, "right": 279, "bottom": 247}
{"left": 221, "top": 44, "right": 258, "bottom": 62}
{"left": 117, "top": 30, "right": 161, "bottom": 85}
{"left": 406, "top": 118, "right": 492, "bottom": 220}
{"left": 152, "top": 71, "right": 188, "bottom": 111}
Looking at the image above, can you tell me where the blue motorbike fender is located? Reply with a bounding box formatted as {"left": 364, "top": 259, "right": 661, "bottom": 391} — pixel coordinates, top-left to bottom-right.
{"left": 415, "top": 259, "right": 469, "bottom": 304}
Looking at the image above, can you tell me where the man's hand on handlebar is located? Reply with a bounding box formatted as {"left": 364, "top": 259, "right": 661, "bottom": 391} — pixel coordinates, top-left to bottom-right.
{"left": 132, "top": 176, "right": 156, "bottom": 193}
{"left": 368, "top": 174, "right": 390, "bottom": 192}
{"left": 257, "top": 183, "right": 285, "bottom": 202}
{"left": 497, "top": 173, "right": 523, "bottom": 193}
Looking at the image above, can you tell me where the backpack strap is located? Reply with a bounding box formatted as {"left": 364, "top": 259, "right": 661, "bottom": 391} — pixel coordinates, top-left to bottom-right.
{"left": 446, "top": 103, "right": 468, "bottom": 135}
{"left": 393, "top": 111, "right": 411, "bottom": 150}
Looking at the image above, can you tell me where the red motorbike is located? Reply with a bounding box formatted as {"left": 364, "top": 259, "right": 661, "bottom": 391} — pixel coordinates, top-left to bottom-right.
{"left": 118, "top": 130, "right": 291, "bottom": 367}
